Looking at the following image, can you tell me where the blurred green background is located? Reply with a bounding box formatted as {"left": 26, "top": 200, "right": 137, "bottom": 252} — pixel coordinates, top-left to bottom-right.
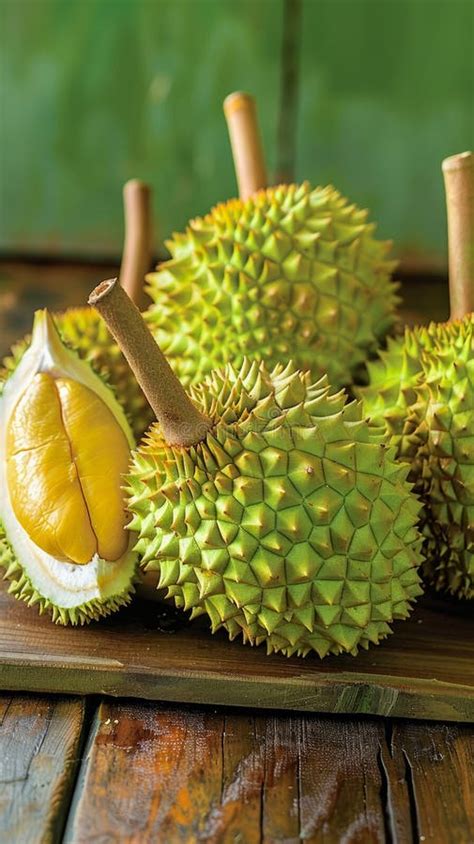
{"left": 0, "top": 0, "right": 472, "bottom": 264}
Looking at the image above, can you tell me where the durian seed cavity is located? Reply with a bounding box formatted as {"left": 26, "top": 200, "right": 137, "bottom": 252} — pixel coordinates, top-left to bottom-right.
{"left": 6, "top": 372, "right": 130, "bottom": 565}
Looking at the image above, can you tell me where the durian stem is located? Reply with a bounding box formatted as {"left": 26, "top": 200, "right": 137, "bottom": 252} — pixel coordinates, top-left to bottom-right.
{"left": 224, "top": 92, "right": 267, "bottom": 200}
{"left": 442, "top": 151, "right": 473, "bottom": 320}
{"left": 88, "top": 279, "right": 213, "bottom": 447}
{"left": 120, "top": 179, "right": 153, "bottom": 308}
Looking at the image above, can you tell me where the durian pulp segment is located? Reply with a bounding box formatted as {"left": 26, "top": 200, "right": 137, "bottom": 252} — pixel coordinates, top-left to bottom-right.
{"left": 1, "top": 307, "right": 154, "bottom": 441}
{"left": 7, "top": 374, "right": 131, "bottom": 564}
{"left": 55, "top": 307, "right": 154, "bottom": 440}
{"left": 0, "top": 310, "right": 137, "bottom": 611}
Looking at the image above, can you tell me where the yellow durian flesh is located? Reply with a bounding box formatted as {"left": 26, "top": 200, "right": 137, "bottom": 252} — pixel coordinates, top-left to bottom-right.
{"left": 6, "top": 373, "right": 130, "bottom": 565}
{"left": 0, "top": 309, "right": 138, "bottom": 622}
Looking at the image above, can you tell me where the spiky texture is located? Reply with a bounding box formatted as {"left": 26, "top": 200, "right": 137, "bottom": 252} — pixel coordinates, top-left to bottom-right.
{"left": 360, "top": 315, "right": 474, "bottom": 599}
{"left": 0, "top": 522, "right": 137, "bottom": 625}
{"left": 128, "top": 359, "right": 423, "bottom": 658}
{"left": 1, "top": 307, "right": 152, "bottom": 440}
{"left": 145, "top": 183, "right": 399, "bottom": 389}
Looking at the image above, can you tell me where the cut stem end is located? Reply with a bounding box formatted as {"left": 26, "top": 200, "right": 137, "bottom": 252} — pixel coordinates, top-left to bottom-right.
{"left": 224, "top": 91, "right": 267, "bottom": 200}
{"left": 120, "top": 179, "right": 153, "bottom": 308}
{"left": 442, "top": 151, "right": 474, "bottom": 321}
{"left": 88, "top": 279, "right": 212, "bottom": 447}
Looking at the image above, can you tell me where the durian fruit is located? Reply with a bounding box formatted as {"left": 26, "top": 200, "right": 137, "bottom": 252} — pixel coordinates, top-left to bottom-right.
{"left": 145, "top": 93, "right": 399, "bottom": 390}
{"left": 90, "top": 278, "right": 423, "bottom": 658}
{"left": 1, "top": 180, "right": 154, "bottom": 441}
{"left": 360, "top": 151, "right": 474, "bottom": 599}
{"left": 0, "top": 309, "right": 138, "bottom": 624}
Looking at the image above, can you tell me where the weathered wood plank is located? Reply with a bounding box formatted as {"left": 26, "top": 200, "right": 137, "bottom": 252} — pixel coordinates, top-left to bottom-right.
{"left": 393, "top": 722, "right": 474, "bottom": 844}
{"left": 260, "top": 716, "right": 301, "bottom": 844}
{"left": 64, "top": 702, "right": 308, "bottom": 843}
{"left": 378, "top": 723, "right": 414, "bottom": 843}
{"left": 0, "top": 259, "right": 119, "bottom": 358}
{"left": 65, "top": 702, "right": 226, "bottom": 843}
{"left": 205, "top": 714, "right": 264, "bottom": 843}
{"left": 205, "top": 714, "right": 303, "bottom": 844}
{"left": 297, "top": 718, "right": 386, "bottom": 842}
{"left": 63, "top": 703, "right": 474, "bottom": 843}
{"left": 0, "top": 694, "right": 87, "bottom": 844}
{"left": 0, "top": 580, "right": 472, "bottom": 722}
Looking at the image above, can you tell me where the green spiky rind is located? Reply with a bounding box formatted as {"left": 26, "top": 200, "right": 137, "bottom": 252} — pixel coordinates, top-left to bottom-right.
{"left": 0, "top": 308, "right": 153, "bottom": 439}
{"left": 360, "top": 318, "right": 471, "bottom": 448}
{"left": 0, "top": 522, "right": 139, "bottom": 625}
{"left": 145, "top": 182, "right": 399, "bottom": 389}
{"left": 361, "top": 315, "right": 474, "bottom": 599}
{"left": 412, "top": 323, "right": 474, "bottom": 599}
{"left": 128, "top": 358, "right": 423, "bottom": 659}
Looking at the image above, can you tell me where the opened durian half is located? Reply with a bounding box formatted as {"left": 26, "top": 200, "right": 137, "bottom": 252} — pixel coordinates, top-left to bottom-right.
{"left": 0, "top": 309, "right": 138, "bottom": 623}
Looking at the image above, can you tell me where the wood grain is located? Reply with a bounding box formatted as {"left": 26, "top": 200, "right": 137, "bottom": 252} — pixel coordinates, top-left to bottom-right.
{"left": 393, "top": 722, "right": 474, "bottom": 843}
{"left": 0, "top": 694, "right": 87, "bottom": 844}
{"left": 0, "top": 582, "right": 472, "bottom": 722}
{"left": 298, "top": 719, "right": 386, "bottom": 842}
{"left": 63, "top": 701, "right": 474, "bottom": 843}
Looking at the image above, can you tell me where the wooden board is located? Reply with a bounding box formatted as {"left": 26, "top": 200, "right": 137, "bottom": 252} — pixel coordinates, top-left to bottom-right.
{"left": 1, "top": 695, "right": 472, "bottom": 842}
{"left": 62, "top": 702, "right": 474, "bottom": 843}
{"left": 0, "top": 581, "right": 472, "bottom": 723}
{"left": 0, "top": 693, "right": 87, "bottom": 843}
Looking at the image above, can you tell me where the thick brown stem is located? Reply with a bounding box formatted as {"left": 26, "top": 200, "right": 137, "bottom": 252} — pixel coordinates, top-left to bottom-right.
{"left": 223, "top": 92, "right": 267, "bottom": 200}
{"left": 442, "top": 151, "right": 473, "bottom": 320}
{"left": 88, "top": 279, "right": 212, "bottom": 447}
{"left": 120, "top": 179, "right": 153, "bottom": 308}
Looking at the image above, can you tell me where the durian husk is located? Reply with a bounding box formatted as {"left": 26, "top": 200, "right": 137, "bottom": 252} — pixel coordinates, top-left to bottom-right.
{"left": 127, "top": 358, "right": 423, "bottom": 658}
{"left": 145, "top": 182, "right": 400, "bottom": 390}
{"left": 0, "top": 522, "right": 139, "bottom": 625}
{"left": 360, "top": 315, "right": 474, "bottom": 600}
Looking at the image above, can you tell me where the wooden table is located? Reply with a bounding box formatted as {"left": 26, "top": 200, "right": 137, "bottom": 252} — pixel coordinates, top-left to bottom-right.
{"left": 0, "top": 261, "right": 472, "bottom": 843}
{"left": 1, "top": 692, "right": 473, "bottom": 843}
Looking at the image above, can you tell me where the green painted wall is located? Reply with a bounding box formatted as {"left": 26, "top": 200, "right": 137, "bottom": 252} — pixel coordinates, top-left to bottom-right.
{"left": 0, "top": 0, "right": 472, "bottom": 261}
{"left": 297, "top": 0, "right": 473, "bottom": 263}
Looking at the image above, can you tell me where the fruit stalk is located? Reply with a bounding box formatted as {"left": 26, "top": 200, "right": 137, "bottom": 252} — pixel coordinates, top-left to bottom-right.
{"left": 120, "top": 179, "right": 153, "bottom": 307}
{"left": 442, "top": 151, "right": 473, "bottom": 320}
{"left": 88, "top": 279, "right": 212, "bottom": 446}
{"left": 224, "top": 92, "right": 267, "bottom": 199}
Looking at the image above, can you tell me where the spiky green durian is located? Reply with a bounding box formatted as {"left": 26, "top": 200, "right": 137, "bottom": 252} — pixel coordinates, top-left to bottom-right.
{"left": 128, "top": 358, "right": 423, "bottom": 658}
{"left": 360, "top": 315, "right": 474, "bottom": 599}
{"left": 0, "top": 310, "right": 138, "bottom": 624}
{"left": 145, "top": 182, "right": 399, "bottom": 389}
{"left": 2, "top": 307, "right": 153, "bottom": 440}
